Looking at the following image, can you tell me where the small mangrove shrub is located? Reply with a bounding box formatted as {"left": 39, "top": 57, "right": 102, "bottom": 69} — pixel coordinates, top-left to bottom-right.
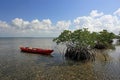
{"left": 53, "top": 28, "right": 115, "bottom": 61}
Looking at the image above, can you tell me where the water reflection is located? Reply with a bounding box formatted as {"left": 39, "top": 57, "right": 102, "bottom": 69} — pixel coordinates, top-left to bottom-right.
{"left": 94, "top": 49, "right": 110, "bottom": 61}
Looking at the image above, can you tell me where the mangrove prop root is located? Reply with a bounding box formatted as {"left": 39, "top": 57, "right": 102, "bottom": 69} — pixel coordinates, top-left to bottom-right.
{"left": 65, "top": 46, "right": 95, "bottom": 61}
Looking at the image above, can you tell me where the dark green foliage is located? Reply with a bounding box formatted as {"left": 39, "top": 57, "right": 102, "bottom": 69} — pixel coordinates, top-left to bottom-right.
{"left": 53, "top": 30, "right": 72, "bottom": 44}
{"left": 53, "top": 28, "right": 116, "bottom": 61}
{"left": 70, "top": 28, "right": 95, "bottom": 48}
{"left": 54, "top": 28, "right": 95, "bottom": 48}
{"left": 98, "top": 30, "right": 115, "bottom": 43}
{"left": 95, "top": 30, "right": 115, "bottom": 49}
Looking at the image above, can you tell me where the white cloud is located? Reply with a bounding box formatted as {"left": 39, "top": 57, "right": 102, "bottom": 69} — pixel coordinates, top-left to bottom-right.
{"left": 11, "top": 18, "right": 71, "bottom": 32}
{"left": 90, "top": 10, "right": 104, "bottom": 18}
{"left": 30, "top": 19, "right": 52, "bottom": 30}
{"left": 12, "top": 18, "right": 30, "bottom": 31}
{"left": 114, "top": 8, "right": 120, "bottom": 16}
{"left": 1, "top": 8, "right": 120, "bottom": 37}
{"left": 0, "top": 18, "right": 71, "bottom": 37}
{"left": 56, "top": 21, "right": 71, "bottom": 30}
{"left": 0, "top": 21, "right": 12, "bottom": 33}
{"left": 73, "top": 16, "right": 101, "bottom": 32}
{"left": 30, "top": 19, "right": 46, "bottom": 30}
{"left": 73, "top": 9, "right": 120, "bottom": 34}
{"left": 0, "top": 21, "right": 9, "bottom": 28}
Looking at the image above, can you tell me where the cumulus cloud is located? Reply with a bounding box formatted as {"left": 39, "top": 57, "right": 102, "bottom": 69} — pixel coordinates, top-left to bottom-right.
{"left": 73, "top": 9, "right": 120, "bottom": 34}
{"left": 1, "top": 8, "right": 120, "bottom": 37}
{"left": 56, "top": 21, "right": 71, "bottom": 30}
{"left": 0, "top": 18, "right": 71, "bottom": 37}
{"left": 90, "top": 10, "right": 104, "bottom": 18}
{"left": 0, "top": 21, "right": 12, "bottom": 33}
{"left": 12, "top": 18, "right": 30, "bottom": 30}
{"left": 30, "top": 19, "right": 52, "bottom": 31}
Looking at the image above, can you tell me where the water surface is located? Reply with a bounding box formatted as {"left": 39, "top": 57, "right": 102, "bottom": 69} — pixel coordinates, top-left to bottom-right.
{"left": 0, "top": 38, "right": 120, "bottom": 80}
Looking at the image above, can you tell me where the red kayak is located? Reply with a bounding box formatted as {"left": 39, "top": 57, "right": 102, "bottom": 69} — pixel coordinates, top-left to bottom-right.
{"left": 20, "top": 47, "right": 53, "bottom": 55}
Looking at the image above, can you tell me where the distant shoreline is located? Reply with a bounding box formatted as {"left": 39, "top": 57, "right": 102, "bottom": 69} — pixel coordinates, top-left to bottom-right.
{"left": 0, "top": 37, "right": 56, "bottom": 39}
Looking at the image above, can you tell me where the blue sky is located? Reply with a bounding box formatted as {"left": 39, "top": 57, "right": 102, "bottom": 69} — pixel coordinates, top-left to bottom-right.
{"left": 0, "top": 0, "right": 120, "bottom": 37}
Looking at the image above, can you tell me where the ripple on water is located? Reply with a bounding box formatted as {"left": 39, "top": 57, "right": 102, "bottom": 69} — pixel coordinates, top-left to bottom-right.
{"left": 0, "top": 38, "right": 120, "bottom": 80}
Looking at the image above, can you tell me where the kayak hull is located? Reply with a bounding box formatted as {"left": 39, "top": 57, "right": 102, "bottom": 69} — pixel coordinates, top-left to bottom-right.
{"left": 20, "top": 47, "right": 53, "bottom": 55}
